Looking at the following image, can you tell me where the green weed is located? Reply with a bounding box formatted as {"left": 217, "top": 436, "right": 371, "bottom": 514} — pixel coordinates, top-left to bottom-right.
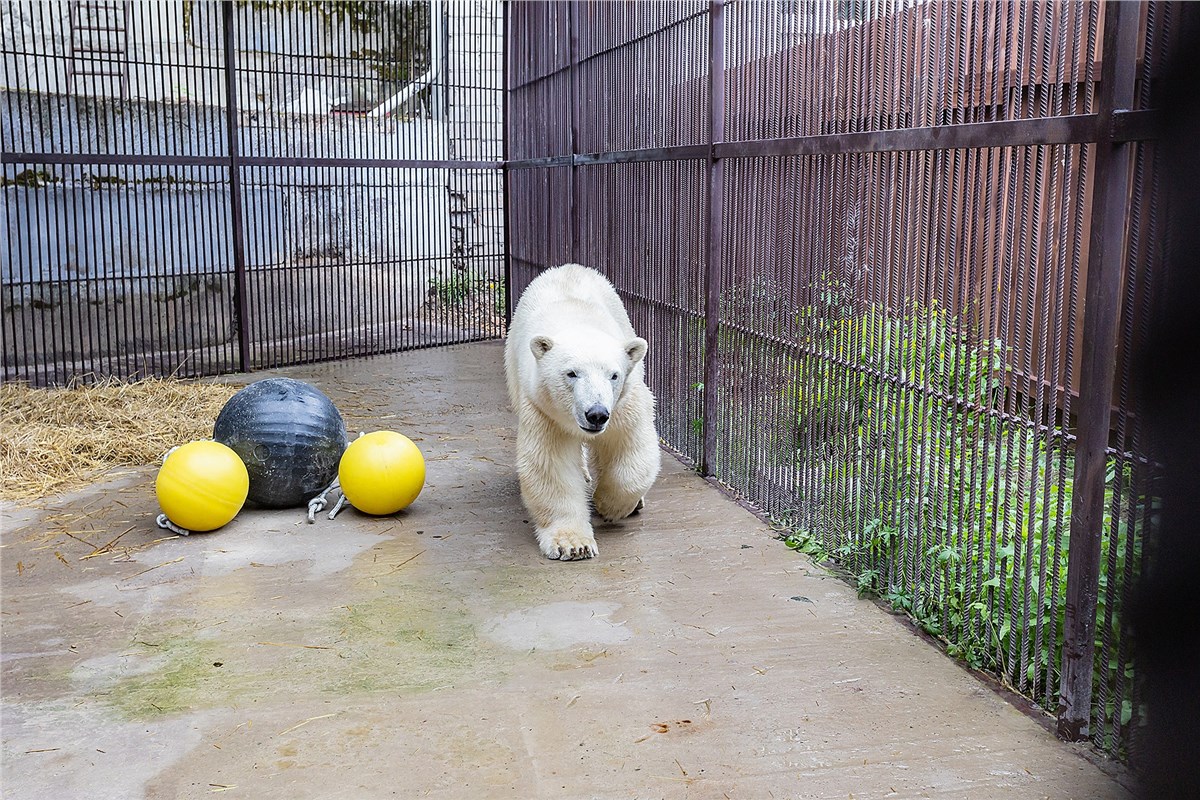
{"left": 775, "top": 291, "right": 1151, "bottom": 741}
{"left": 427, "top": 270, "right": 504, "bottom": 316}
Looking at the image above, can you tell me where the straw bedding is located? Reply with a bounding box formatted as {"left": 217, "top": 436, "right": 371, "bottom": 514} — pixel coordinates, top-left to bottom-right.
{"left": 0, "top": 378, "right": 239, "bottom": 503}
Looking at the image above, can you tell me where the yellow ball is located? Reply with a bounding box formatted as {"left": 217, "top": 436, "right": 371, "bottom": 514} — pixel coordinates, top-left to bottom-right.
{"left": 156, "top": 440, "right": 249, "bottom": 532}
{"left": 338, "top": 431, "right": 426, "bottom": 515}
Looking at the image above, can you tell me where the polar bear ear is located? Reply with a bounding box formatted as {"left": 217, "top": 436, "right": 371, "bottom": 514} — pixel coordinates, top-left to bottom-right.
{"left": 530, "top": 335, "right": 555, "bottom": 360}
{"left": 625, "top": 337, "right": 648, "bottom": 365}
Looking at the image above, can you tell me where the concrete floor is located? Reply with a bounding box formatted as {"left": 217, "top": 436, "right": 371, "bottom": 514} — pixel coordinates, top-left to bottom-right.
{"left": 1, "top": 342, "right": 1129, "bottom": 799}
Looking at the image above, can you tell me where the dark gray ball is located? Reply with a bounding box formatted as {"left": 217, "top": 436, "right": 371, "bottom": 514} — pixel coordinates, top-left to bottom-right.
{"left": 213, "top": 378, "right": 347, "bottom": 508}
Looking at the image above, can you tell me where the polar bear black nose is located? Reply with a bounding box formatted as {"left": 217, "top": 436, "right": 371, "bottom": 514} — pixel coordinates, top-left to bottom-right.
{"left": 585, "top": 405, "right": 610, "bottom": 427}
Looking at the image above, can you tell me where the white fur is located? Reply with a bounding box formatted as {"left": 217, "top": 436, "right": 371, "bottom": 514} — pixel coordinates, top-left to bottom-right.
{"left": 505, "top": 263, "right": 661, "bottom": 560}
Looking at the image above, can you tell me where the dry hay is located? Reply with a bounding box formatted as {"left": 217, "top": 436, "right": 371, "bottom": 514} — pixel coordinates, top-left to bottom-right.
{"left": 0, "top": 377, "right": 239, "bottom": 503}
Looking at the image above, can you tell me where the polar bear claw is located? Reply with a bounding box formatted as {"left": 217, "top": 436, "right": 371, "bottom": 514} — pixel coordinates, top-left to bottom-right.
{"left": 538, "top": 527, "right": 600, "bottom": 560}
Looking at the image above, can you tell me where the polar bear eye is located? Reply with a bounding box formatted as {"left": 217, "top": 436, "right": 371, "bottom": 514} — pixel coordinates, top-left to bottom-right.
{"left": 566, "top": 371, "right": 577, "bottom": 379}
{"left": 610, "top": 373, "right": 619, "bottom": 381}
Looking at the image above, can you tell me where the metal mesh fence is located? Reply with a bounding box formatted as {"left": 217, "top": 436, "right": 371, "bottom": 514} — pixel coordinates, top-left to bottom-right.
{"left": 507, "top": 0, "right": 1174, "bottom": 759}
{"left": 3, "top": 0, "right": 504, "bottom": 384}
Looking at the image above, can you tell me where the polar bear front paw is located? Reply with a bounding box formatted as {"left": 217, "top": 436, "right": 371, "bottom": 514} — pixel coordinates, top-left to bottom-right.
{"left": 537, "top": 527, "right": 599, "bottom": 561}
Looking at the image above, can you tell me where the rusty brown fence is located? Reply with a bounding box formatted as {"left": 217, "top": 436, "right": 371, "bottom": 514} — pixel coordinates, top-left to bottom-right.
{"left": 506, "top": 0, "right": 1176, "bottom": 759}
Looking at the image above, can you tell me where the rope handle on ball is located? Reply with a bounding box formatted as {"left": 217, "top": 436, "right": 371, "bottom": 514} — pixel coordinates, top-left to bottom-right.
{"left": 156, "top": 514, "right": 192, "bottom": 536}
{"left": 305, "top": 432, "right": 364, "bottom": 522}
{"left": 307, "top": 477, "right": 343, "bottom": 523}
{"left": 327, "top": 493, "right": 350, "bottom": 520}
{"left": 155, "top": 445, "right": 193, "bottom": 536}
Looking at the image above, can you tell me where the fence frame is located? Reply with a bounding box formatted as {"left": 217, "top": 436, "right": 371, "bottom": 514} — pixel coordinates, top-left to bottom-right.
{"left": 221, "top": 0, "right": 250, "bottom": 372}
{"left": 1058, "top": 0, "right": 1143, "bottom": 743}
{"left": 503, "top": 0, "right": 1162, "bottom": 745}
{"left": 3, "top": 0, "right": 505, "bottom": 383}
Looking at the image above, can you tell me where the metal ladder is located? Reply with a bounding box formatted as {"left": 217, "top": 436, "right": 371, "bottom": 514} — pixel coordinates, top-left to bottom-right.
{"left": 66, "top": 0, "right": 131, "bottom": 99}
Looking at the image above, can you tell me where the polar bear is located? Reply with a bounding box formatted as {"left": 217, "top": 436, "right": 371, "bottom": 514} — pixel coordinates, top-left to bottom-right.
{"left": 504, "top": 263, "right": 661, "bottom": 560}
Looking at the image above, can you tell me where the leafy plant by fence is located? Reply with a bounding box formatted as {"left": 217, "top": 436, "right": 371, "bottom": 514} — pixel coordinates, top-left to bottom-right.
{"left": 776, "top": 292, "right": 1146, "bottom": 742}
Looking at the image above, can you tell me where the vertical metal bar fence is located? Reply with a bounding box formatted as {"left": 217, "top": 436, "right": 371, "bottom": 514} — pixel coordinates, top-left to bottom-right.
{"left": 221, "top": 0, "right": 249, "bottom": 372}
{"left": 702, "top": 0, "right": 725, "bottom": 476}
{"left": 506, "top": 0, "right": 1172, "bottom": 760}
{"left": 3, "top": 0, "right": 506, "bottom": 385}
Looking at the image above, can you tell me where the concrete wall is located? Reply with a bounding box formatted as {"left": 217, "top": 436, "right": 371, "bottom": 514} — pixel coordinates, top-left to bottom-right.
{"left": 4, "top": 176, "right": 450, "bottom": 284}
{"left": 2, "top": 1, "right": 396, "bottom": 110}
{"left": 3, "top": 91, "right": 453, "bottom": 295}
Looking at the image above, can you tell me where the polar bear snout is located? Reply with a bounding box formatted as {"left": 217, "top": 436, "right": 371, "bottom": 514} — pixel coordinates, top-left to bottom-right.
{"left": 581, "top": 403, "right": 610, "bottom": 433}
{"left": 570, "top": 370, "right": 619, "bottom": 433}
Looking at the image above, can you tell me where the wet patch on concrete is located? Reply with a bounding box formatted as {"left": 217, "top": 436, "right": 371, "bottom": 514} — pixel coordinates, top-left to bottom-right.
{"left": 63, "top": 575, "right": 511, "bottom": 723}
{"left": 481, "top": 601, "right": 633, "bottom": 651}
{"left": 63, "top": 522, "right": 383, "bottom": 613}
{"left": 479, "top": 562, "right": 608, "bottom": 606}
{"left": 69, "top": 619, "right": 246, "bottom": 721}
{"left": 320, "top": 590, "right": 499, "bottom": 694}
{"left": 1, "top": 699, "right": 217, "bottom": 800}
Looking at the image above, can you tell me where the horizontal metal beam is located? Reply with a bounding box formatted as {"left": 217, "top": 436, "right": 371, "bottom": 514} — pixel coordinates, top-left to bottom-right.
{"left": 5, "top": 114, "right": 1158, "bottom": 174}
{"left": 2, "top": 151, "right": 502, "bottom": 171}
{"left": 239, "top": 156, "right": 502, "bottom": 171}
{"left": 1110, "top": 109, "right": 1161, "bottom": 142}
{"left": 2, "top": 152, "right": 227, "bottom": 168}
{"left": 506, "top": 145, "right": 709, "bottom": 169}
{"left": 719, "top": 114, "right": 1102, "bottom": 157}
{"left": 506, "top": 110, "right": 1161, "bottom": 170}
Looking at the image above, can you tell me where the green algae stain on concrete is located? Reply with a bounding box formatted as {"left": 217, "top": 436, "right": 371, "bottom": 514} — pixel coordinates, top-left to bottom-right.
{"left": 95, "top": 621, "right": 244, "bottom": 721}
{"left": 322, "top": 590, "right": 502, "bottom": 695}
{"left": 94, "top": 579, "right": 508, "bottom": 720}
{"left": 81, "top": 539, "right": 525, "bottom": 720}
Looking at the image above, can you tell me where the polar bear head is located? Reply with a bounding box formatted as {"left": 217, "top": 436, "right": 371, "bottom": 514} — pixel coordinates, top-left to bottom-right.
{"left": 530, "top": 331, "right": 648, "bottom": 435}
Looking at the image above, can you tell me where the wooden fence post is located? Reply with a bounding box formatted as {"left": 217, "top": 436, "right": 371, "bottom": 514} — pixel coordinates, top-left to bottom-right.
{"left": 1058, "top": 0, "right": 1142, "bottom": 742}
{"left": 221, "top": 0, "right": 250, "bottom": 373}
{"left": 701, "top": 0, "right": 726, "bottom": 476}
{"left": 501, "top": 0, "right": 513, "bottom": 324}
{"left": 567, "top": 0, "right": 579, "bottom": 263}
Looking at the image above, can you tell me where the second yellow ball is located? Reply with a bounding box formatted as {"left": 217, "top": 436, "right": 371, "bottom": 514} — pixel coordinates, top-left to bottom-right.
{"left": 338, "top": 431, "right": 426, "bottom": 515}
